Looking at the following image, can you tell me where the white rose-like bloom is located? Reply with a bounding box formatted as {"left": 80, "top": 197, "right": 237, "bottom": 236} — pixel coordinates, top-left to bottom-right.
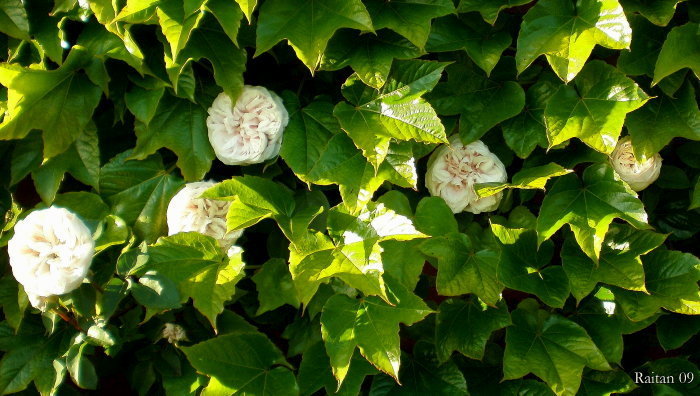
{"left": 426, "top": 136, "right": 507, "bottom": 214}
{"left": 610, "top": 136, "right": 662, "bottom": 191}
{"left": 206, "top": 85, "right": 289, "bottom": 165}
{"left": 167, "top": 181, "right": 243, "bottom": 248}
{"left": 162, "top": 323, "right": 187, "bottom": 344}
{"left": 8, "top": 207, "right": 94, "bottom": 303}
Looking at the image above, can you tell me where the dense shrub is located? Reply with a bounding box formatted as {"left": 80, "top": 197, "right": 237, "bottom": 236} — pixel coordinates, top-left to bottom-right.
{"left": 0, "top": 1, "right": 699, "bottom": 395}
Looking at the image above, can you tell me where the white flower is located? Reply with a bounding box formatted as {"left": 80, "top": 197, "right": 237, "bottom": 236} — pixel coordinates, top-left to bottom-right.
{"left": 206, "top": 85, "right": 289, "bottom": 165}
{"left": 426, "top": 136, "right": 507, "bottom": 214}
{"left": 8, "top": 207, "right": 94, "bottom": 300}
{"left": 167, "top": 181, "right": 243, "bottom": 248}
{"left": 610, "top": 137, "right": 662, "bottom": 191}
{"left": 162, "top": 323, "right": 187, "bottom": 344}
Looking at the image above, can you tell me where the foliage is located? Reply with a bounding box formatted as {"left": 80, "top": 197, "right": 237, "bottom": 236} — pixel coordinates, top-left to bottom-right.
{"left": 0, "top": 1, "right": 699, "bottom": 395}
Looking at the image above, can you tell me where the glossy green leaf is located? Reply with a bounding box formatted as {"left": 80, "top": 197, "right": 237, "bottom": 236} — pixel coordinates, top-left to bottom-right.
{"left": 203, "top": 175, "right": 295, "bottom": 218}
{"left": 435, "top": 298, "right": 511, "bottom": 362}
{"left": 577, "top": 370, "right": 637, "bottom": 396}
{"left": 156, "top": 0, "right": 205, "bottom": 60}
{"left": 0, "top": 276, "right": 27, "bottom": 331}
{"left": 145, "top": 233, "right": 245, "bottom": 328}
{"left": 414, "top": 196, "right": 458, "bottom": 237}
{"left": 616, "top": 15, "right": 665, "bottom": 76}
{"left": 475, "top": 163, "right": 572, "bottom": 198}
{"left": 364, "top": 0, "right": 455, "bottom": 48}
{"left": 536, "top": 163, "right": 650, "bottom": 261}
{"left": 99, "top": 150, "right": 184, "bottom": 242}
{"left": 457, "top": 0, "right": 533, "bottom": 24}
{"left": 320, "top": 283, "right": 432, "bottom": 384}
{"left": 234, "top": 0, "right": 257, "bottom": 22}
{"left": 561, "top": 224, "right": 666, "bottom": 302}
{"left": 297, "top": 341, "right": 377, "bottom": 396}
{"left": 656, "top": 314, "right": 700, "bottom": 351}
{"left": 516, "top": 0, "right": 631, "bottom": 82}
{"left": 252, "top": 258, "right": 300, "bottom": 315}
{"left": 428, "top": 60, "right": 524, "bottom": 143}
{"left": 66, "top": 342, "right": 98, "bottom": 390}
{"left": 0, "top": 0, "right": 29, "bottom": 40}
{"left": 420, "top": 232, "right": 503, "bottom": 305}
{"left": 182, "top": 331, "right": 298, "bottom": 396}
{"left": 0, "top": 46, "right": 102, "bottom": 158}
{"left": 621, "top": 0, "right": 683, "bottom": 26}
{"left": 653, "top": 22, "right": 700, "bottom": 85}
{"left": 544, "top": 61, "right": 649, "bottom": 154}
{"left": 503, "top": 300, "right": 611, "bottom": 396}
{"left": 255, "top": 0, "right": 373, "bottom": 70}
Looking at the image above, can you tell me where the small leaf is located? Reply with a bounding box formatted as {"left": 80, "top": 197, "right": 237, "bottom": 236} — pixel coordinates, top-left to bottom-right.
{"left": 252, "top": 258, "right": 300, "bottom": 315}
{"left": 0, "top": 0, "right": 30, "bottom": 40}
{"left": 475, "top": 163, "right": 572, "bottom": 198}
{"left": 653, "top": 22, "right": 700, "bottom": 85}
{"left": 364, "top": 0, "right": 455, "bottom": 48}
{"left": 621, "top": 0, "right": 683, "bottom": 26}
{"left": 458, "top": 0, "right": 534, "bottom": 24}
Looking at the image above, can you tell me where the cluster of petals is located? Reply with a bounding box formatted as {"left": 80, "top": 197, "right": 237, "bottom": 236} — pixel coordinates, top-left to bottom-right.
{"left": 609, "top": 136, "right": 662, "bottom": 191}
{"left": 426, "top": 136, "right": 507, "bottom": 214}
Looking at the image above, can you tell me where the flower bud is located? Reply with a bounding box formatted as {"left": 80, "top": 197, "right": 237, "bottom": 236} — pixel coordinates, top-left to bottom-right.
{"left": 206, "top": 85, "right": 289, "bottom": 165}
{"left": 426, "top": 136, "right": 507, "bottom": 214}
{"left": 8, "top": 207, "right": 94, "bottom": 299}
{"left": 167, "top": 181, "right": 243, "bottom": 248}
{"left": 610, "top": 137, "right": 662, "bottom": 191}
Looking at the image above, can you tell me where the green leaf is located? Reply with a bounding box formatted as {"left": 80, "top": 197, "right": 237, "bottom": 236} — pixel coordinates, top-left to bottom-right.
{"left": 616, "top": 15, "right": 666, "bottom": 77}
{"left": 145, "top": 233, "right": 246, "bottom": 328}
{"left": 516, "top": 0, "right": 631, "bottom": 82}
{"left": 322, "top": 30, "right": 423, "bottom": 89}
{"left": 320, "top": 283, "right": 432, "bottom": 384}
{"left": 370, "top": 341, "right": 468, "bottom": 395}
{"left": 501, "top": 75, "right": 560, "bottom": 158}
{"left": 156, "top": 0, "right": 205, "bottom": 60}
{"left": 544, "top": 61, "right": 649, "bottom": 154}
{"left": 491, "top": 225, "right": 570, "bottom": 308}
{"left": 131, "top": 93, "right": 214, "bottom": 182}
{"left": 66, "top": 342, "right": 98, "bottom": 390}
{"left": 205, "top": 0, "right": 243, "bottom": 46}
{"left": 252, "top": 258, "right": 300, "bottom": 315}
{"left": 621, "top": 0, "right": 683, "bottom": 26}
{"left": 626, "top": 83, "right": 700, "bottom": 160}
{"left": 691, "top": 178, "right": 700, "bottom": 210}
{"left": 653, "top": 22, "right": 700, "bottom": 85}
{"left": 503, "top": 300, "right": 611, "bottom": 396}
{"left": 129, "top": 272, "right": 181, "bottom": 312}
{"left": 181, "top": 332, "right": 298, "bottom": 396}
{"left": 99, "top": 150, "right": 184, "bottom": 242}
{"left": 235, "top": 0, "right": 257, "bottom": 22}
{"left": 290, "top": 204, "right": 425, "bottom": 305}
{"left": 0, "top": 46, "right": 102, "bottom": 158}
{"left": 414, "top": 196, "right": 458, "bottom": 237}
{"left": 255, "top": 0, "right": 373, "bottom": 71}
{"left": 577, "top": 370, "right": 637, "bottom": 396}
{"left": 656, "top": 314, "right": 700, "bottom": 351}
{"left": 0, "top": 276, "right": 27, "bottom": 331}
{"left": 536, "top": 163, "right": 650, "bottom": 261}
{"left": 364, "top": 0, "right": 455, "bottom": 48}
{"left": 635, "top": 358, "right": 699, "bottom": 396}
{"left": 475, "top": 163, "right": 572, "bottom": 198}
{"left": 0, "top": 0, "right": 30, "bottom": 40}
{"left": 428, "top": 60, "right": 524, "bottom": 143}
{"left": 457, "top": 0, "right": 534, "bottom": 24}
{"left": 203, "top": 175, "right": 295, "bottom": 218}
{"left": 420, "top": 232, "right": 503, "bottom": 305}
{"left": 613, "top": 249, "right": 700, "bottom": 320}
{"left": 381, "top": 240, "right": 426, "bottom": 292}
{"left": 297, "top": 342, "right": 377, "bottom": 396}
{"left": 561, "top": 225, "right": 666, "bottom": 302}
{"left": 435, "top": 298, "right": 511, "bottom": 362}
{"left": 334, "top": 59, "right": 448, "bottom": 169}
{"left": 77, "top": 20, "right": 146, "bottom": 77}
{"left": 427, "top": 14, "right": 512, "bottom": 76}
{"left": 31, "top": 123, "right": 100, "bottom": 204}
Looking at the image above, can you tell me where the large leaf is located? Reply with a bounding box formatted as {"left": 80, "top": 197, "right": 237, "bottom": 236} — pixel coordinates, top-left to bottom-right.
{"left": 320, "top": 283, "right": 432, "bottom": 385}
{"left": 420, "top": 232, "right": 503, "bottom": 305}
{"left": 203, "top": 175, "right": 296, "bottom": 219}
{"left": 457, "top": 0, "right": 534, "bottom": 24}
{"left": 621, "top": 0, "right": 683, "bottom": 26}
{"left": 503, "top": 300, "right": 611, "bottom": 396}
{"left": 297, "top": 342, "right": 377, "bottom": 396}
{"left": 625, "top": 83, "right": 700, "bottom": 160}
{"left": 536, "top": 163, "right": 649, "bottom": 262}
{"left": 616, "top": 15, "right": 665, "bottom": 77}
{"left": 543, "top": 61, "right": 649, "bottom": 154}
{"left": 182, "top": 331, "right": 298, "bottom": 395}
{"left": 156, "top": 0, "right": 206, "bottom": 60}
{"left": 0, "top": 46, "right": 102, "bottom": 158}
{"left": 99, "top": 150, "right": 184, "bottom": 242}
{"left": 435, "top": 298, "right": 511, "bottom": 362}
{"left": 0, "top": 0, "right": 29, "bottom": 40}
{"left": 255, "top": 0, "right": 373, "bottom": 70}
{"left": 363, "top": 0, "right": 455, "bottom": 48}
{"left": 653, "top": 22, "right": 700, "bottom": 85}
{"left": 427, "top": 14, "right": 512, "bottom": 76}
{"left": 252, "top": 258, "right": 300, "bottom": 315}
{"left": 613, "top": 249, "right": 700, "bottom": 320}
{"left": 322, "top": 30, "right": 423, "bottom": 89}
{"left": 561, "top": 225, "right": 666, "bottom": 302}
{"left": 131, "top": 93, "right": 214, "bottom": 182}
{"left": 333, "top": 59, "right": 448, "bottom": 169}
{"left": 516, "top": 0, "right": 631, "bottom": 82}
{"left": 428, "top": 60, "right": 524, "bottom": 143}
{"left": 290, "top": 204, "right": 426, "bottom": 305}
{"left": 145, "top": 233, "right": 245, "bottom": 328}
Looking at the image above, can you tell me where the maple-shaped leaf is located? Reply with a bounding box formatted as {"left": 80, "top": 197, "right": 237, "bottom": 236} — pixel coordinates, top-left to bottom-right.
{"left": 536, "top": 163, "right": 650, "bottom": 262}
{"left": 320, "top": 282, "right": 432, "bottom": 385}
{"left": 364, "top": 0, "right": 455, "bottom": 49}
{"left": 255, "top": 0, "right": 373, "bottom": 71}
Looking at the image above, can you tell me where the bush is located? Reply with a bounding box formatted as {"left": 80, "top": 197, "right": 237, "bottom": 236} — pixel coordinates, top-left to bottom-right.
{"left": 0, "top": 1, "right": 699, "bottom": 395}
